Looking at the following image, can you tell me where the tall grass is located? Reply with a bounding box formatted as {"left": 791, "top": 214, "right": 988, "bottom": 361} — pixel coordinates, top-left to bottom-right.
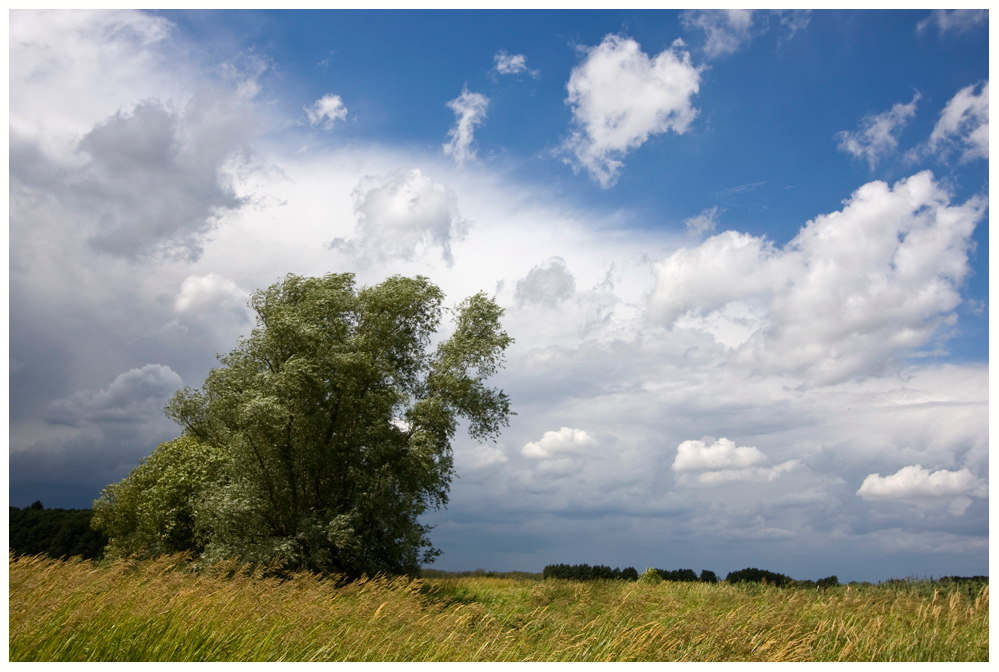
{"left": 9, "top": 553, "right": 988, "bottom": 661}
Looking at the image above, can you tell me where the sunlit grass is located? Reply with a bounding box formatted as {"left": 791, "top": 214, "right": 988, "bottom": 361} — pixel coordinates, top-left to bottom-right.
{"left": 9, "top": 553, "right": 988, "bottom": 661}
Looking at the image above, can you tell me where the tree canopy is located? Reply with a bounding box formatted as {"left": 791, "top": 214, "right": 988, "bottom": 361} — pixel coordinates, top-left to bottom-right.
{"left": 92, "top": 273, "right": 513, "bottom": 577}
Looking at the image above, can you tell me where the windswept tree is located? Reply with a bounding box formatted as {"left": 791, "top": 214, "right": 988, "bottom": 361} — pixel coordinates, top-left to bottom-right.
{"left": 93, "top": 273, "right": 513, "bottom": 578}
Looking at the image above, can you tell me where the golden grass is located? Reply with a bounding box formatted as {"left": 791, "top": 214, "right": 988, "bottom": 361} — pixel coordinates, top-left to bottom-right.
{"left": 9, "top": 553, "right": 988, "bottom": 661}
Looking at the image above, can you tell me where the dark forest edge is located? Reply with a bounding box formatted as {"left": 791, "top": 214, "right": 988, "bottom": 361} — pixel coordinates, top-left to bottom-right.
{"left": 9, "top": 503, "right": 108, "bottom": 561}
{"left": 9, "top": 505, "right": 989, "bottom": 590}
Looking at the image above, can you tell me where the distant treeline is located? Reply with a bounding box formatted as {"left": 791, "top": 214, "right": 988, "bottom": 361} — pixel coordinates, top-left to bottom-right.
{"left": 541, "top": 564, "right": 987, "bottom": 588}
{"left": 420, "top": 568, "right": 543, "bottom": 581}
{"left": 543, "top": 564, "right": 640, "bottom": 581}
{"left": 725, "top": 567, "right": 839, "bottom": 588}
{"left": 9, "top": 502, "right": 108, "bottom": 561}
{"left": 650, "top": 568, "right": 718, "bottom": 583}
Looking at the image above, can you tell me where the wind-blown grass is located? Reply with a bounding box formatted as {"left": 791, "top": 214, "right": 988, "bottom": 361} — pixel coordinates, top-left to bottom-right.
{"left": 9, "top": 553, "right": 988, "bottom": 661}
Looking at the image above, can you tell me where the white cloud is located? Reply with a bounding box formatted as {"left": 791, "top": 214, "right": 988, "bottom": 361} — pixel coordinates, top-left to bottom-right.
{"left": 857, "top": 465, "right": 987, "bottom": 515}
{"left": 684, "top": 205, "right": 721, "bottom": 236}
{"left": 9, "top": 10, "right": 257, "bottom": 263}
{"left": 522, "top": 427, "right": 597, "bottom": 459}
{"left": 673, "top": 301, "right": 769, "bottom": 349}
{"left": 916, "top": 10, "right": 987, "bottom": 35}
{"left": 681, "top": 9, "right": 756, "bottom": 58}
{"left": 651, "top": 171, "right": 985, "bottom": 384}
{"left": 927, "top": 81, "right": 988, "bottom": 162}
{"left": 672, "top": 438, "right": 797, "bottom": 485}
{"left": 9, "top": 9, "right": 183, "bottom": 167}
{"left": 515, "top": 257, "right": 576, "bottom": 307}
{"left": 681, "top": 10, "right": 809, "bottom": 56}
{"left": 330, "top": 168, "right": 470, "bottom": 266}
{"left": 836, "top": 93, "right": 920, "bottom": 169}
{"left": 305, "top": 93, "right": 347, "bottom": 130}
{"left": 673, "top": 437, "right": 765, "bottom": 471}
{"left": 560, "top": 34, "right": 701, "bottom": 188}
{"left": 457, "top": 443, "right": 509, "bottom": 470}
{"left": 494, "top": 50, "right": 538, "bottom": 77}
{"left": 696, "top": 462, "right": 798, "bottom": 485}
{"left": 175, "top": 273, "right": 249, "bottom": 318}
{"left": 443, "top": 87, "right": 489, "bottom": 166}
{"left": 774, "top": 10, "right": 812, "bottom": 44}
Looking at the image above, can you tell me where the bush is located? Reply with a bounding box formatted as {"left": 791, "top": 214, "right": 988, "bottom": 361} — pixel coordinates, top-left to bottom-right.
{"left": 725, "top": 567, "right": 794, "bottom": 587}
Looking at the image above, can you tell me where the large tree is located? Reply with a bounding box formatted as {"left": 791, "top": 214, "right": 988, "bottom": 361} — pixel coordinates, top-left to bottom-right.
{"left": 93, "top": 273, "right": 513, "bottom": 577}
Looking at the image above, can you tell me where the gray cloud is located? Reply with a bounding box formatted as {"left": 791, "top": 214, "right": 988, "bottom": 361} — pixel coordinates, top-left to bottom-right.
{"left": 76, "top": 94, "right": 252, "bottom": 261}
{"left": 11, "top": 365, "right": 184, "bottom": 508}
{"left": 45, "top": 364, "right": 183, "bottom": 427}
{"left": 515, "top": 257, "right": 576, "bottom": 307}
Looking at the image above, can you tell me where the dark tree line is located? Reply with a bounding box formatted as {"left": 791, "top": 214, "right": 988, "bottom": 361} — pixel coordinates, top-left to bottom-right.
{"left": 725, "top": 567, "right": 841, "bottom": 588}
{"left": 9, "top": 502, "right": 109, "bottom": 561}
{"left": 543, "top": 564, "right": 640, "bottom": 581}
{"left": 649, "top": 568, "right": 718, "bottom": 583}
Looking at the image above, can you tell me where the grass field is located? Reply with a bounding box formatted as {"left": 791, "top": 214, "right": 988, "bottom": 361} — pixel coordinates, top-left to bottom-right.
{"left": 9, "top": 553, "right": 988, "bottom": 661}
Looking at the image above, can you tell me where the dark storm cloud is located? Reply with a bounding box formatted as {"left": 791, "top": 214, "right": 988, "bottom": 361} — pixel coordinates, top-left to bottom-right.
{"left": 9, "top": 365, "right": 185, "bottom": 509}
{"left": 75, "top": 93, "right": 252, "bottom": 261}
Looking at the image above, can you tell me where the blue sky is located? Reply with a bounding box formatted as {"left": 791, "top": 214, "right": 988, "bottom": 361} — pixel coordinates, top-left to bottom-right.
{"left": 8, "top": 9, "right": 989, "bottom": 581}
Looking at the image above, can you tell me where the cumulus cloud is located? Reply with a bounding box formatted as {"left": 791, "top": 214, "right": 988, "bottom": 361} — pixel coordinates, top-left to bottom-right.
{"left": 836, "top": 93, "right": 920, "bottom": 169}
{"left": 681, "top": 9, "right": 756, "bottom": 58}
{"left": 560, "top": 34, "right": 701, "bottom": 188}
{"left": 9, "top": 9, "right": 182, "bottom": 167}
{"left": 305, "top": 93, "right": 348, "bottom": 130}
{"left": 522, "top": 427, "right": 597, "bottom": 459}
{"left": 443, "top": 87, "right": 489, "bottom": 166}
{"left": 175, "top": 273, "right": 250, "bottom": 320}
{"left": 651, "top": 171, "right": 985, "bottom": 384}
{"left": 10, "top": 11, "right": 259, "bottom": 263}
{"left": 515, "top": 257, "right": 576, "bottom": 307}
{"left": 331, "top": 169, "right": 470, "bottom": 265}
{"left": 857, "top": 465, "right": 987, "bottom": 515}
{"left": 916, "top": 10, "right": 988, "bottom": 35}
{"left": 927, "top": 81, "right": 989, "bottom": 162}
{"left": 494, "top": 50, "right": 538, "bottom": 77}
{"left": 672, "top": 437, "right": 797, "bottom": 485}
{"left": 77, "top": 95, "right": 251, "bottom": 260}
{"left": 673, "top": 437, "right": 765, "bottom": 471}
{"left": 46, "top": 364, "right": 183, "bottom": 427}
{"left": 12, "top": 92, "right": 254, "bottom": 263}
{"left": 684, "top": 206, "right": 721, "bottom": 236}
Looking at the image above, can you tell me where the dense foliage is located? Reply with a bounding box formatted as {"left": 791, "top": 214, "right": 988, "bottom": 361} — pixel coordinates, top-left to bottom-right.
{"left": 91, "top": 436, "right": 227, "bottom": 559}
{"left": 92, "top": 273, "right": 513, "bottom": 578}
{"left": 9, "top": 503, "right": 108, "bottom": 561}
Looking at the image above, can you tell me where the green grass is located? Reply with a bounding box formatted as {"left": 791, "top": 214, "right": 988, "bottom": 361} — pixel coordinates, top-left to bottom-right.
{"left": 9, "top": 553, "right": 988, "bottom": 661}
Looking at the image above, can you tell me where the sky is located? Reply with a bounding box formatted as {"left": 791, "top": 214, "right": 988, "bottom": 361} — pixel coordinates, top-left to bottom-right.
{"left": 7, "top": 9, "right": 990, "bottom": 582}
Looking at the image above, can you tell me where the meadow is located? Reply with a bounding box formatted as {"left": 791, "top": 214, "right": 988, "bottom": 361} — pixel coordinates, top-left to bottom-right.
{"left": 9, "top": 553, "right": 988, "bottom": 662}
